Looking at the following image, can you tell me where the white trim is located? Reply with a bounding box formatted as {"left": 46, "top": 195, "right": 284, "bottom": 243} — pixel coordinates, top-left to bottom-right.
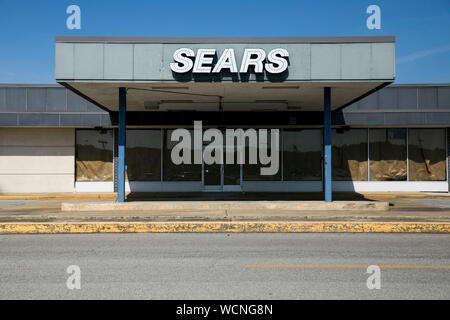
{"left": 76, "top": 180, "right": 449, "bottom": 193}
{"left": 75, "top": 181, "right": 114, "bottom": 192}
{"left": 223, "top": 185, "right": 243, "bottom": 192}
{"left": 126, "top": 181, "right": 202, "bottom": 192}
{"left": 75, "top": 181, "right": 203, "bottom": 192}
{"left": 203, "top": 185, "right": 222, "bottom": 192}
{"left": 333, "top": 181, "right": 448, "bottom": 192}
{"left": 242, "top": 181, "right": 322, "bottom": 192}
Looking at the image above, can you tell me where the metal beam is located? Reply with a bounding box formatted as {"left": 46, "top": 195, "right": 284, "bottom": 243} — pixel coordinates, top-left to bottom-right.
{"left": 117, "top": 88, "right": 127, "bottom": 202}
{"left": 324, "top": 87, "right": 332, "bottom": 202}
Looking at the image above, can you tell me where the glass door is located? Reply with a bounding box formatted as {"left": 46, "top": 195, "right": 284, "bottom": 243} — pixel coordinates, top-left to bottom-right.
{"left": 223, "top": 156, "right": 242, "bottom": 192}
{"left": 202, "top": 129, "right": 242, "bottom": 192}
{"left": 203, "top": 156, "right": 222, "bottom": 191}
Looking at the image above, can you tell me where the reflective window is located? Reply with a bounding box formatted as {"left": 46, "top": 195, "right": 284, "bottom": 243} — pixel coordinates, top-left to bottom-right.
{"left": 126, "top": 130, "right": 161, "bottom": 181}
{"left": 223, "top": 161, "right": 241, "bottom": 185}
{"left": 163, "top": 129, "right": 201, "bottom": 181}
{"left": 369, "top": 129, "right": 407, "bottom": 181}
{"left": 332, "top": 129, "right": 368, "bottom": 181}
{"left": 75, "top": 129, "right": 113, "bottom": 181}
{"left": 282, "top": 129, "right": 322, "bottom": 181}
{"left": 408, "top": 129, "right": 446, "bottom": 181}
{"left": 243, "top": 129, "right": 281, "bottom": 181}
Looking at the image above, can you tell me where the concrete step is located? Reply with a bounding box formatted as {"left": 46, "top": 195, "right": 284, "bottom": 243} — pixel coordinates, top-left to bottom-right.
{"left": 61, "top": 200, "right": 389, "bottom": 212}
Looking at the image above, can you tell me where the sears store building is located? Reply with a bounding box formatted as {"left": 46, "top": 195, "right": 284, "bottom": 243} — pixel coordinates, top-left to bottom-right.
{"left": 0, "top": 36, "right": 449, "bottom": 202}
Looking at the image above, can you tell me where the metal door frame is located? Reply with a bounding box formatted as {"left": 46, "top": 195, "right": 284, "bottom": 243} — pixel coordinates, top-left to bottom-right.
{"left": 201, "top": 133, "right": 242, "bottom": 192}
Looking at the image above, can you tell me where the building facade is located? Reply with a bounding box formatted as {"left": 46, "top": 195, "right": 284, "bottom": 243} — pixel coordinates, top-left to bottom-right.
{"left": 0, "top": 37, "right": 449, "bottom": 197}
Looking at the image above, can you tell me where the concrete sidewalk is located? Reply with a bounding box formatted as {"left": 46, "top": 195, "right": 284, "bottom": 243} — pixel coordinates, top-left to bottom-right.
{"left": 60, "top": 200, "right": 389, "bottom": 212}
{"left": 0, "top": 197, "right": 449, "bottom": 221}
{"left": 1, "top": 196, "right": 450, "bottom": 233}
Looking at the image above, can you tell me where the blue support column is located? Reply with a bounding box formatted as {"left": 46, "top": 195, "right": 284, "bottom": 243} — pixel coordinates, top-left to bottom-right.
{"left": 324, "top": 87, "right": 332, "bottom": 202}
{"left": 117, "top": 87, "right": 127, "bottom": 202}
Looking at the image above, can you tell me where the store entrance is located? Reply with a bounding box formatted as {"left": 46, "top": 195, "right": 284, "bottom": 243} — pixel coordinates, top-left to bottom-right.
{"left": 202, "top": 129, "right": 242, "bottom": 192}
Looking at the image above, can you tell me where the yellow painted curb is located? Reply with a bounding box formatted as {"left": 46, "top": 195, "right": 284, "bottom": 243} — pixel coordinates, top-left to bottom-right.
{"left": 0, "top": 222, "right": 450, "bottom": 234}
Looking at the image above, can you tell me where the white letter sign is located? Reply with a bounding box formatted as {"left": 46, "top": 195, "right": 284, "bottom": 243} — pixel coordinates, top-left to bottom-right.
{"left": 170, "top": 48, "right": 289, "bottom": 74}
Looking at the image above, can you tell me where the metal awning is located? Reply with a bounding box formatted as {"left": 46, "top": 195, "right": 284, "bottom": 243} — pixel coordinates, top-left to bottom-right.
{"left": 55, "top": 36, "right": 395, "bottom": 113}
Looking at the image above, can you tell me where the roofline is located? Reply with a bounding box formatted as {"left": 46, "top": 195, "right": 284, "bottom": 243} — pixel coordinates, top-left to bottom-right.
{"left": 55, "top": 36, "right": 395, "bottom": 44}
{"left": 2, "top": 82, "right": 450, "bottom": 89}
{"left": 0, "top": 83, "right": 62, "bottom": 88}
{"left": 388, "top": 83, "right": 450, "bottom": 87}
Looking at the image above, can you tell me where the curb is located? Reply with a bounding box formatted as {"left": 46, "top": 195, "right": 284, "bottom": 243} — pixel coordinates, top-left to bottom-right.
{"left": 61, "top": 200, "right": 389, "bottom": 212}
{"left": 1, "top": 222, "right": 450, "bottom": 234}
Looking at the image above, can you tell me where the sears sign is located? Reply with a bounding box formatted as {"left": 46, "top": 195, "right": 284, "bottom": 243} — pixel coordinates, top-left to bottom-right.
{"left": 170, "top": 48, "right": 289, "bottom": 74}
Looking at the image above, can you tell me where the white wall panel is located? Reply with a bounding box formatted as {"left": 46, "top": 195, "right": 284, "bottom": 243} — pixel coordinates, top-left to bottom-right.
{"left": 0, "top": 128, "right": 75, "bottom": 193}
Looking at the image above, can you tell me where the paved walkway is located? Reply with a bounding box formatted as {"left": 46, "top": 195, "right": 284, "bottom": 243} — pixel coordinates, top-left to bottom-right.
{"left": 1, "top": 195, "right": 450, "bottom": 234}
{"left": 0, "top": 197, "right": 450, "bottom": 223}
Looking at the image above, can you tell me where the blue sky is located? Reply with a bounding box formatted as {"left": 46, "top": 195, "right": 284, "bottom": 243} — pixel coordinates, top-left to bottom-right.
{"left": 0, "top": 0, "right": 449, "bottom": 84}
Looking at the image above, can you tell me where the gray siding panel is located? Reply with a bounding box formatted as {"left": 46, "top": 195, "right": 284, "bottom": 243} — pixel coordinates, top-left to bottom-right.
{"left": 378, "top": 87, "right": 397, "bottom": 109}
{"left": 6, "top": 88, "right": 26, "bottom": 112}
{"left": 425, "top": 113, "right": 450, "bottom": 125}
{"left": 364, "top": 112, "right": 385, "bottom": 125}
{"left": 86, "top": 101, "right": 105, "bottom": 112}
{"left": 418, "top": 87, "right": 438, "bottom": 110}
{"left": 342, "top": 102, "right": 358, "bottom": 112}
{"left": 27, "top": 88, "right": 47, "bottom": 112}
{"left": 335, "top": 112, "right": 384, "bottom": 125}
{"left": 104, "top": 44, "right": 133, "bottom": 79}
{"left": 438, "top": 87, "right": 450, "bottom": 109}
{"left": 74, "top": 43, "right": 104, "bottom": 79}
{"left": 80, "top": 114, "right": 103, "bottom": 126}
{"left": 55, "top": 43, "right": 74, "bottom": 80}
{"left": 46, "top": 88, "right": 67, "bottom": 112}
{"left": 58, "top": 41, "right": 395, "bottom": 82}
{"left": 341, "top": 44, "right": 371, "bottom": 79}
{"left": 1, "top": 84, "right": 450, "bottom": 127}
{"left": 19, "top": 113, "right": 60, "bottom": 126}
{"left": 340, "top": 113, "right": 367, "bottom": 124}
{"left": 100, "top": 114, "right": 114, "bottom": 126}
{"left": 397, "top": 87, "right": 417, "bottom": 110}
{"left": 0, "top": 88, "right": 6, "bottom": 111}
{"left": 67, "top": 90, "right": 87, "bottom": 112}
{"left": 60, "top": 114, "right": 102, "bottom": 126}
{"left": 371, "top": 43, "right": 396, "bottom": 79}
{"left": 384, "top": 112, "right": 425, "bottom": 125}
{"left": 0, "top": 113, "right": 18, "bottom": 126}
{"left": 358, "top": 93, "right": 378, "bottom": 111}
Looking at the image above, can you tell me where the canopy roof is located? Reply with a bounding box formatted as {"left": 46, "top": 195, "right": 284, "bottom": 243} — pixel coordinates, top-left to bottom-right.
{"left": 55, "top": 36, "right": 395, "bottom": 112}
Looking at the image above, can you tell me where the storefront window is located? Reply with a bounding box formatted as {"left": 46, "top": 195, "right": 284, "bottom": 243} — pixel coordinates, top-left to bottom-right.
{"left": 282, "top": 129, "right": 322, "bottom": 181}
{"left": 163, "top": 129, "right": 201, "bottom": 181}
{"left": 243, "top": 129, "right": 281, "bottom": 181}
{"left": 408, "top": 129, "right": 446, "bottom": 181}
{"left": 332, "top": 129, "right": 368, "bottom": 181}
{"left": 369, "top": 129, "right": 407, "bottom": 181}
{"left": 126, "top": 130, "right": 161, "bottom": 181}
{"left": 75, "top": 129, "right": 113, "bottom": 181}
